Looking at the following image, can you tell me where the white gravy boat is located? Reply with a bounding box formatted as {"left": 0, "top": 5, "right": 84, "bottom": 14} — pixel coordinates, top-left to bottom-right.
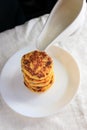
{"left": 36, "top": 0, "right": 86, "bottom": 50}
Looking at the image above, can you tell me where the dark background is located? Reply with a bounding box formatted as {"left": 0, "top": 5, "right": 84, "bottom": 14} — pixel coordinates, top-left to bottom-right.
{"left": 0, "top": 0, "right": 57, "bottom": 32}
{"left": 0, "top": 0, "right": 86, "bottom": 32}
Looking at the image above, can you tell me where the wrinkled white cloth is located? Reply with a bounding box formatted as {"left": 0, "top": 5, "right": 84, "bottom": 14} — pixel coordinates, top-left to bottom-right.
{"left": 0, "top": 8, "right": 87, "bottom": 130}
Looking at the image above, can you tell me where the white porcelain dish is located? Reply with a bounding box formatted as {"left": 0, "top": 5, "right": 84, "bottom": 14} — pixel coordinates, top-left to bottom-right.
{"left": 0, "top": 44, "right": 80, "bottom": 118}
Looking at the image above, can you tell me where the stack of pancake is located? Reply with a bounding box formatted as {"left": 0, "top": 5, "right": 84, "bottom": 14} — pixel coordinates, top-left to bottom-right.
{"left": 21, "top": 50, "right": 54, "bottom": 93}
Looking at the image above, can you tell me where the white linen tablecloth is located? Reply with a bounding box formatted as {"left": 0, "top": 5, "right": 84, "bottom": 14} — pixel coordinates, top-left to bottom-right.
{"left": 0, "top": 8, "right": 87, "bottom": 130}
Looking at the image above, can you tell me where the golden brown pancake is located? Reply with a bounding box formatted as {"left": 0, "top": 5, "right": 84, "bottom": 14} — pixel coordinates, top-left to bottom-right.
{"left": 24, "top": 74, "right": 54, "bottom": 87}
{"left": 21, "top": 50, "right": 53, "bottom": 80}
{"left": 21, "top": 50, "right": 54, "bottom": 93}
{"left": 23, "top": 70, "right": 54, "bottom": 86}
{"left": 24, "top": 75, "right": 54, "bottom": 93}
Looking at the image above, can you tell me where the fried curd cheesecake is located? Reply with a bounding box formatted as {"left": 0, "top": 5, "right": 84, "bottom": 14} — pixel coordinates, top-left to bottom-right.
{"left": 21, "top": 50, "right": 54, "bottom": 93}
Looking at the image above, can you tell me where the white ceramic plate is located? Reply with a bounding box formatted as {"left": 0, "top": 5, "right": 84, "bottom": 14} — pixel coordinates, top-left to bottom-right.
{"left": 0, "top": 44, "right": 80, "bottom": 118}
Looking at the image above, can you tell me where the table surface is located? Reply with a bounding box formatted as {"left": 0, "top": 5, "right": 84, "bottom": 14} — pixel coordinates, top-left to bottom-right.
{"left": 0, "top": 7, "right": 87, "bottom": 130}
